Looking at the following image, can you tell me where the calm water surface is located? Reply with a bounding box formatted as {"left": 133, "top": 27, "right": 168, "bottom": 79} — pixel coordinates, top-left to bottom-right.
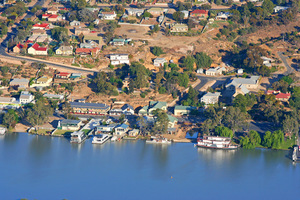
{"left": 0, "top": 133, "right": 300, "bottom": 200}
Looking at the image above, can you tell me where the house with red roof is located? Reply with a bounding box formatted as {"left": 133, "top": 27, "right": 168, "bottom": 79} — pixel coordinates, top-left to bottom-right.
{"left": 266, "top": 90, "right": 280, "bottom": 95}
{"left": 75, "top": 48, "right": 99, "bottom": 56}
{"left": 56, "top": 72, "right": 70, "bottom": 79}
{"left": 190, "top": 10, "right": 209, "bottom": 19}
{"left": 13, "top": 43, "right": 25, "bottom": 53}
{"left": 32, "top": 23, "right": 50, "bottom": 30}
{"left": 275, "top": 93, "right": 291, "bottom": 101}
{"left": 28, "top": 43, "right": 48, "bottom": 55}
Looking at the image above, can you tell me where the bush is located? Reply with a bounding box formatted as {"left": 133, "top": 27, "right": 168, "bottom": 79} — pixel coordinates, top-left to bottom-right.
{"left": 140, "top": 93, "right": 146, "bottom": 98}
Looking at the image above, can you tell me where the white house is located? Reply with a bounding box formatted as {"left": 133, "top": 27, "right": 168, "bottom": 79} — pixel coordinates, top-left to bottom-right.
{"left": 28, "top": 43, "right": 47, "bottom": 55}
{"left": 205, "top": 66, "right": 226, "bottom": 76}
{"left": 153, "top": 58, "right": 167, "bottom": 67}
{"left": 273, "top": 6, "right": 289, "bottom": 13}
{"left": 215, "top": 12, "right": 231, "bottom": 20}
{"left": 261, "top": 56, "right": 275, "bottom": 67}
{"left": 19, "top": 91, "right": 34, "bottom": 104}
{"left": 126, "top": 8, "right": 144, "bottom": 17}
{"left": 114, "top": 124, "right": 129, "bottom": 135}
{"left": 0, "top": 97, "right": 20, "bottom": 109}
{"left": 99, "top": 11, "right": 117, "bottom": 20}
{"left": 109, "top": 54, "right": 130, "bottom": 65}
{"left": 70, "top": 20, "right": 80, "bottom": 26}
{"left": 237, "top": 69, "right": 243, "bottom": 74}
{"left": 201, "top": 92, "right": 221, "bottom": 105}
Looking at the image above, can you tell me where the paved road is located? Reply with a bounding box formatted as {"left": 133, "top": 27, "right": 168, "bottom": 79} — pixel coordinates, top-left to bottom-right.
{"left": 278, "top": 51, "right": 294, "bottom": 75}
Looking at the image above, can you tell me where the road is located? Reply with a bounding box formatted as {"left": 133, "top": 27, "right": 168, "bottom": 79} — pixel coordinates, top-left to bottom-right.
{"left": 278, "top": 51, "right": 294, "bottom": 75}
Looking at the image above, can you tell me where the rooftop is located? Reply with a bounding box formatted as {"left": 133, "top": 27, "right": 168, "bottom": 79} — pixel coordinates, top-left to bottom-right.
{"left": 70, "top": 102, "right": 110, "bottom": 110}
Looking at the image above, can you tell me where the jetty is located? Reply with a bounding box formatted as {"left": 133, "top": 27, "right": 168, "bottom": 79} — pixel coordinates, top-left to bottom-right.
{"left": 292, "top": 146, "right": 300, "bottom": 162}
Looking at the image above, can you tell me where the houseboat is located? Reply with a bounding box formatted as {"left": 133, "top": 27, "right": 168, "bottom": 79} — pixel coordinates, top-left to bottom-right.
{"left": 146, "top": 136, "right": 172, "bottom": 144}
{"left": 92, "top": 134, "right": 111, "bottom": 144}
{"left": 196, "top": 136, "right": 238, "bottom": 150}
{"left": 0, "top": 127, "right": 6, "bottom": 135}
{"left": 70, "top": 131, "right": 87, "bottom": 144}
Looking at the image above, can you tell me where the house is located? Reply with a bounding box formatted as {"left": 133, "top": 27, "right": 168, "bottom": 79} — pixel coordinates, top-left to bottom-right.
{"left": 70, "top": 20, "right": 80, "bottom": 26}
{"left": 147, "top": 8, "right": 164, "bottom": 17}
{"left": 31, "top": 29, "right": 46, "bottom": 35}
{"left": 57, "top": 119, "right": 82, "bottom": 131}
{"left": 201, "top": 92, "right": 221, "bottom": 105}
{"left": 95, "top": 124, "right": 117, "bottom": 134}
{"left": 94, "top": 19, "right": 100, "bottom": 25}
{"left": 56, "top": 72, "right": 70, "bottom": 79}
{"left": 215, "top": 12, "right": 231, "bottom": 20}
{"left": 226, "top": 76, "right": 260, "bottom": 97}
{"left": 75, "top": 27, "right": 90, "bottom": 35}
{"left": 275, "top": 93, "right": 291, "bottom": 101}
{"left": 70, "top": 102, "right": 110, "bottom": 115}
{"left": 69, "top": 73, "right": 82, "bottom": 80}
{"left": 196, "top": 68, "right": 204, "bottom": 74}
{"left": 180, "top": 10, "right": 189, "bottom": 19}
{"left": 158, "top": 15, "right": 164, "bottom": 23}
{"left": 205, "top": 66, "right": 226, "bottom": 76}
{"left": 170, "top": 23, "right": 188, "bottom": 33}
{"left": 83, "top": 35, "right": 103, "bottom": 45}
{"left": 126, "top": 8, "right": 144, "bottom": 17}
{"left": 174, "top": 105, "right": 196, "bottom": 116}
{"left": 261, "top": 56, "right": 275, "bottom": 67}
{"left": 55, "top": 45, "right": 73, "bottom": 55}
{"left": 43, "top": 93, "right": 64, "bottom": 100}
{"left": 139, "top": 101, "right": 167, "bottom": 116}
{"left": 80, "top": 42, "right": 94, "bottom": 49}
{"left": 0, "top": 97, "right": 20, "bottom": 109}
{"left": 109, "top": 38, "right": 127, "bottom": 46}
{"left": 122, "top": 76, "right": 130, "bottom": 88}
{"left": 10, "top": 78, "right": 29, "bottom": 88}
{"left": 47, "top": 15, "right": 61, "bottom": 22}
{"left": 27, "top": 43, "right": 47, "bottom": 55}
{"left": 75, "top": 48, "right": 99, "bottom": 56}
{"left": 30, "top": 76, "right": 52, "bottom": 88}
{"left": 128, "top": 129, "right": 139, "bottom": 137}
{"left": 99, "top": 11, "right": 117, "bottom": 20}
{"left": 266, "top": 90, "right": 280, "bottom": 95}
{"left": 19, "top": 91, "right": 34, "bottom": 104}
{"left": 122, "top": 104, "right": 134, "bottom": 115}
{"left": 32, "top": 23, "right": 50, "bottom": 30}
{"left": 46, "top": 6, "right": 59, "bottom": 15}
{"left": 109, "top": 54, "right": 130, "bottom": 65}
{"left": 153, "top": 58, "right": 167, "bottom": 67}
{"left": 167, "top": 115, "right": 178, "bottom": 128}
{"left": 109, "top": 103, "right": 134, "bottom": 115}
{"left": 114, "top": 124, "right": 129, "bottom": 135}
{"left": 13, "top": 43, "right": 24, "bottom": 53}
{"left": 273, "top": 6, "right": 289, "bottom": 13}
{"left": 237, "top": 69, "right": 243, "bottom": 74}
{"left": 190, "top": 10, "right": 209, "bottom": 19}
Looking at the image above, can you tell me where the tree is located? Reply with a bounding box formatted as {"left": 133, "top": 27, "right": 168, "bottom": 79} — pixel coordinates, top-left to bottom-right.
{"left": 51, "top": 27, "right": 68, "bottom": 41}
{"left": 77, "top": 9, "right": 96, "bottom": 22}
{"left": 25, "top": 99, "right": 53, "bottom": 126}
{"left": 263, "top": 131, "right": 272, "bottom": 148}
{"left": 201, "top": 119, "right": 214, "bottom": 135}
{"left": 173, "top": 11, "right": 184, "bottom": 22}
{"left": 182, "top": 56, "right": 195, "bottom": 71}
{"left": 215, "top": 126, "right": 233, "bottom": 138}
{"left": 249, "top": 130, "right": 261, "bottom": 146}
{"left": 194, "top": 52, "right": 212, "bottom": 69}
{"left": 130, "top": 62, "right": 151, "bottom": 89}
{"left": 282, "top": 115, "right": 299, "bottom": 139}
{"left": 240, "top": 136, "right": 254, "bottom": 149}
{"left": 182, "top": 86, "right": 199, "bottom": 106}
{"left": 257, "top": 65, "right": 271, "bottom": 77}
{"left": 119, "top": 114, "right": 125, "bottom": 123}
{"left": 152, "top": 109, "right": 169, "bottom": 135}
{"left": 178, "top": 73, "right": 189, "bottom": 88}
{"left": 151, "top": 46, "right": 164, "bottom": 56}
{"left": 71, "top": 0, "right": 87, "bottom": 10}
{"left": 262, "top": 0, "right": 275, "bottom": 14}
{"left": 3, "top": 109, "right": 19, "bottom": 128}
{"left": 92, "top": 72, "right": 118, "bottom": 95}
{"left": 224, "top": 106, "right": 249, "bottom": 134}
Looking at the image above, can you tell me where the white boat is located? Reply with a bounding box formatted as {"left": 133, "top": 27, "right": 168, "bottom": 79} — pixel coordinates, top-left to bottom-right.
{"left": 92, "top": 134, "right": 111, "bottom": 144}
{"left": 111, "top": 135, "right": 118, "bottom": 142}
{"left": 70, "top": 131, "right": 87, "bottom": 144}
{"left": 0, "top": 127, "right": 6, "bottom": 135}
{"left": 197, "top": 136, "right": 238, "bottom": 150}
{"left": 146, "top": 136, "right": 172, "bottom": 144}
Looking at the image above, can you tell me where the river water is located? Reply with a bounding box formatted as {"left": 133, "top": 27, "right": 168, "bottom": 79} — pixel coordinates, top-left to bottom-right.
{"left": 0, "top": 133, "right": 299, "bottom": 200}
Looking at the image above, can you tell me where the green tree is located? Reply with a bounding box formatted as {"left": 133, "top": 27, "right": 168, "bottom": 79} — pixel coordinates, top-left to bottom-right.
{"left": 178, "top": 73, "right": 189, "bottom": 88}
{"left": 240, "top": 136, "right": 254, "bottom": 149}
{"left": 215, "top": 126, "right": 233, "bottom": 138}
{"left": 262, "top": 0, "right": 275, "bottom": 14}
{"left": 263, "top": 131, "right": 272, "bottom": 148}
{"left": 152, "top": 109, "right": 169, "bottom": 135}
{"left": 151, "top": 46, "right": 164, "bottom": 56}
{"left": 173, "top": 11, "right": 184, "bottom": 22}
{"left": 182, "top": 56, "right": 195, "bottom": 71}
{"left": 282, "top": 115, "right": 299, "bottom": 139}
{"left": 158, "top": 86, "right": 167, "bottom": 94}
{"left": 25, "top": 99, "right": 53, "bottom": 126}
{"left": 249, "top": 130, "right": 261, "bottom": 146}
{"left": 194, "top": 52, "right": 212, "bottom": 69}
{"left": 51, "top": 27, "right": 68, "bottom": 41}
{"left": 224, "top": 106, "right": 249, "bottom": 134}
{"left": 3, "top": 109, "right": 19, "bottom": 128}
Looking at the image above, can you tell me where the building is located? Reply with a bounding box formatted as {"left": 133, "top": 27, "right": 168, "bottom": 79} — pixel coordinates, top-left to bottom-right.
{"left": 10, "top": 78, "right": 29, "bottom": 88}
{"left": 139, "top": 101, "right": 167, "bottom": 116}
{"left": 237, "top": 69, "right": 243, "bottom": 74}
{"left": 43, "top": 93, "right": 64, "bottom": 100}
{"left": 46, "top": 6, "right": 59, "bottom": 15}
{"left": 168, "top": 115, "right": 178, "bottom": 128}
{"left": 28, "top": 43, "right": 47, "bottom": 55}
{"left": 261, "top": 56, "right": 275, "bottom": 67}
{"left": 190, "top": 10, "right": 209, "bottom": 19}
{"left": 174, "top": 105, "right": 197, "bottom": 116}
{"left": 180, "top": 10, "right": 189, "bottom": 19}
{"left": 99, "top": 11, "right": 117, "bottom": 20}
{"left": 19, "top": 91, "right": 34, "bottom": 104}
{"left": 122, "top": 104, "right": 134, "bottom": 115}
{"left": 83, "top": 35, "right": 103, "bottom": 45}
{"left": 75, "top": 48, "right": 99, "bottom": 56}
{"left": 70, "top": 20, "right": 80, "bottom": 26}
{"left": 57, "top": 119, "right": 82, "bottom": 131}
{"left": 205, "top": 66, "right": 226, "bottom": 76}
{"left": 95, "top": 124, "right": 117, "bottom": 134}
{"left": 215, "top": 12, "right": 231, "bottom": 20}
{"left": 69, "top": 73, "right": 82, "bottom": 80}
{"left": 275, "top": 93, "right": 291, "bottom": 101}
{"left": 56, "top": 72, "right": 70, "bottom": 79}
{"left": 70, "top": 102, "right": 110, "bottom": 115}
{"left": 126, "top": 8, "right": 144, "bottom": 17}
{"left": 13, "top": 43, "right": 24, "bottom": 53}
{"left": 114, "top": 124, "right": 129, "bottom": 135}
{"left": 109, "top": 54, "right": 130, "bottom": 65}
{"left": 196, "top": 68, "right": 203, "bottom": 74}
{"left": 75, "top": 27, "right": 90, "bottom": 35}
{"left": 30, "top": 76, "right": 52, "bottom": 88}
{"left": 170, "top": 24, "right": 188, "bottom": 33}
{"left": 128, "top": 129, "right": 139, "bottom": 137}
{"left": 273, "top": 6, "right": 289, "bottom": 13}
{"left": 226, "top": 76, "right": 260, "bottom": 97}
{"left": 147, "top": 8, "right": 164, "bottom": 17}
{"left": 0, "top": 97, "right": 20, "bottom": 109}
{"left": 109, "top": 38, "right": 131, "bottom": 46}
{"left": 122, "top": 76, "right": 130, "bottom": 88}
{"left": 55, "top": 45, "right": 73, "bottom": 55}
{"left": 201, "top": 92, "right": 221, "bottom": 105}
{"left": 31, "top": 29, "right": 46, "bottom": 35}
{"left": 32, "top": 23, "right": 50, "bottom": 30}
{"left": 109, "top": 103, "right": 134, "bottom": 115}
{"left": 153, "top": 58, "right": 167, "bottom": 67}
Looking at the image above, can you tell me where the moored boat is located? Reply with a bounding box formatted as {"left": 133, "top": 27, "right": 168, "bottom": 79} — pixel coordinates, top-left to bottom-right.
{"left": 197, "top": 136, "right": 238, "bottom": 150}
{"left": 70, "top": 131, "right": 87, "bottom": 144}
{"left": 146, "top": 136, "right": 172, "bottom": 144}
{"left": 0, "top": 127, "right": 6, "bottom": 135}
{"left": 92, "top": 134, "right": 111, "bottom": 144}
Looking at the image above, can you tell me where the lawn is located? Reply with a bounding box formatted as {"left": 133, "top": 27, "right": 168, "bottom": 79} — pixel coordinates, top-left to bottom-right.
{"left": 82, "top": 129, "right": 91, "bottom": 135}
{"left": 280, "top": 138, "right": 296, "bottom": 150}
{"left": 53, "top": 129, "right": 74, "bottom": 136}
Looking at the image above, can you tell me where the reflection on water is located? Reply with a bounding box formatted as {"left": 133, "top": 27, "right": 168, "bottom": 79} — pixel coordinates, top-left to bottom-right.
{"left": 197, "top": 147, "right": 237, "bottom": 165}
{"left": 3, "top": 132, "right": 19, "bottom": 144}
